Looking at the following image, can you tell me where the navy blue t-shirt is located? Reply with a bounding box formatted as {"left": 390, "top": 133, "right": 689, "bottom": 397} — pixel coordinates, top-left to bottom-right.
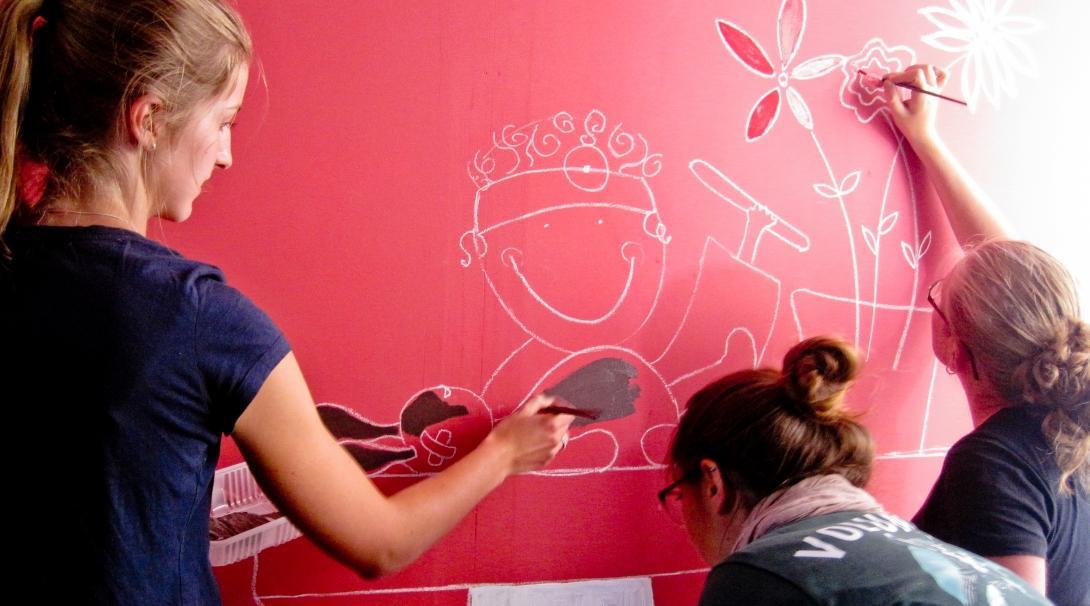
{"left": 914, "top": 405, "right": 1089, "bottom": 606}
{"left": 2, "top": 225, "right": 291, "bottom": 604}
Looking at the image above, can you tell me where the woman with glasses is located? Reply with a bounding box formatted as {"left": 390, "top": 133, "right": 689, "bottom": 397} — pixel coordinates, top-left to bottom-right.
{"left": 883, "top": 65, "right": 1089, "bottom": 605}
{"left": 662, "top": 336, "right": 1048, "bottom": 605}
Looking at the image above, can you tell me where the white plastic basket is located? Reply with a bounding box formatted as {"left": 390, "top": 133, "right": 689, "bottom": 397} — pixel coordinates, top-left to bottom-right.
{"left": 209, "top": 462, "right": 302, "bottom": 567}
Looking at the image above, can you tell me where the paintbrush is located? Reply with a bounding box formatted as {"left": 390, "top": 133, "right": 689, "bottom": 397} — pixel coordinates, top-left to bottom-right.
{"left": 858, "top": 69, "right": 967, "bottom": 106}
{"left": 538, "top": 404, "right": 602, "bottom": 420}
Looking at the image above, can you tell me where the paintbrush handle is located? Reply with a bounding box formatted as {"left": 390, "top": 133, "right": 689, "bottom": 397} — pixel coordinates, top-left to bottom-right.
{"left": 538, "top": 405, "right": 601, "bottom": 419}
{"left": 894, "top": 82, "right": 968, "bottom": 106}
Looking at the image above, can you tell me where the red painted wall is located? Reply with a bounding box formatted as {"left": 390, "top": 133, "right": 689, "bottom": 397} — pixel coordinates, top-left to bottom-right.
{"left": 158, "top": 1, "right": 1084, "bottom": 603}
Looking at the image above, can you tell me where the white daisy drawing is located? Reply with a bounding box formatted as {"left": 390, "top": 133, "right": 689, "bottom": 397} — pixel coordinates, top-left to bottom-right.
{"left": 919, "top": 0, "right": 1041, "bottom": 111}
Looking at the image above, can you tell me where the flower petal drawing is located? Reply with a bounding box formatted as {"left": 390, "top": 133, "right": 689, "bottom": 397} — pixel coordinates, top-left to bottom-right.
{"left": 717, "top": 19, "right": 775, "bottom": 77}
{"left": 785, "top": 86, "right": 813, "bottom": 130}
{"left": 918, "top": 6, "right": 970, "bottom": 35}
{"left": 998, "top": 34, "right": 1038, "bottom": 76}
{"left": 918, "top": 0, "right": 1040, "bottom": 111}
{"left": 746, "top": 88, "right": 781, "bottom": 142}
{"left": 792, "top": 54, "right": 844, "bottom": 80}
{"left": 839, "top": 38, "right": 917, "bottom": 124}
{"left": 777, "top": 0, "right": 807, "bottom": 67}
{"left": 920, "top": 31, "right": 971, "bottom": 53}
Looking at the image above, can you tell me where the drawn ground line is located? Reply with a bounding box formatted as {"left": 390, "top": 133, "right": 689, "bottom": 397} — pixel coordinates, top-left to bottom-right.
{"left": 255, "top": 568, "right": 711, "bottom": 600}
{"left": 790, "top": 287, "right": 932, "bottom": 341}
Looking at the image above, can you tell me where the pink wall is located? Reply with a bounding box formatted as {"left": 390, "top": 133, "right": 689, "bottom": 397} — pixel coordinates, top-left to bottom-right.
{"left": 161, "top": 1, "right": 1084, "bottom": 603}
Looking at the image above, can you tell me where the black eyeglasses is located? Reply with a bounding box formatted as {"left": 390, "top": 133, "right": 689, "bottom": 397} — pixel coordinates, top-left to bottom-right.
{"left": 657, "top": 472, "right": 694, "bottom": 526}
{"left": 927, "top": 280, "right": 980, "bottom": 381}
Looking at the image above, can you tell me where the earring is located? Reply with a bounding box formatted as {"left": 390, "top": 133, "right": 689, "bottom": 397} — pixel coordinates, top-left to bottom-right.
{"left": 149, "top": 141, "right": 157, "bottom": 151}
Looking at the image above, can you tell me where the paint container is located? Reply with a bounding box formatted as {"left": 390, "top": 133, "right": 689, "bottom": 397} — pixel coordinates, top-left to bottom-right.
{"left": 208, "top": 462, "right": 302, "bottom": 566}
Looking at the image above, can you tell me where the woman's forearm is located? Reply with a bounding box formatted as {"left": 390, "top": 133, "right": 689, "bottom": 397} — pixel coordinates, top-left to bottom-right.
{"left": 908, "top": 135, "right": 1014, "bottom": 248}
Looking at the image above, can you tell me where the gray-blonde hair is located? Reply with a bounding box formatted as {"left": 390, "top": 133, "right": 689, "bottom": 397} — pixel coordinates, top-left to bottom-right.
{"left": 944, "top": 240, "right": 1090, "bottom": 493}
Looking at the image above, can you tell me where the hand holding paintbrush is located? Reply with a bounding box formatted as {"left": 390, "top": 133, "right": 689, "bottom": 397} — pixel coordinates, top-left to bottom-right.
{"left": 868, "top": 65, "right": 962, "bottom": 147}
{"left": 858, "top": 68, "right": 963, "bottom": 107}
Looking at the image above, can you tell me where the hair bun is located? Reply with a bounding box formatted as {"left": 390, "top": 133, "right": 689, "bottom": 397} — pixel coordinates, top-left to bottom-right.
{"left": 1016, "top": 319, "right": 1090, "bottom": 413}
{"left": 782, "top": 336, "right": 859, "bottom": 419}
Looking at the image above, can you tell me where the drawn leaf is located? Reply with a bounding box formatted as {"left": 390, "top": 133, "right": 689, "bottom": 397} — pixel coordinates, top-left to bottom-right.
{"left": 785, "top": 86, "right": 813, "bottom": 130}
{"left": 901, "top": 241, "right": 918, "bottom": 269}
{"left": 861, "top": 226, "right": 878, "bottom": 256}
{"left": 717, "top": 19, "right": 775, "bottom": 77}
{"left": 777, "top": 0, "right": 806, "bottom": 66}
{"left": 746, "top": 88, "right": 781, "bottom": 142}
{"left": 839, "top": 170, "right": 861, "bottom": 196}
{"left": 812, "top": 183, "right": 838, "bottom": 198}
{"left": 918, "top": 231, "right": 933, "bottom": 258}
{"left": 879, "top": 211, "right": 899, "bottom": 235}
{"left": 791, "top": 54, "right": 844, "bottom": 80}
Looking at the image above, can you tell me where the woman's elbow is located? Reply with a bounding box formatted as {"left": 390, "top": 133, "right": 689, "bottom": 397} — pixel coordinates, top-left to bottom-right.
{"left": 346, "top": 544, "right": 414, "bottom": 580}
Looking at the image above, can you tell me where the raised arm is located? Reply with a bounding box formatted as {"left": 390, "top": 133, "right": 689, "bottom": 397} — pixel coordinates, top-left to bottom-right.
{"left": 883, "top": 65, "right": 1014, "bottom": 247}
{"left": 231, "top": 352, "right": 572, "bottom": 578}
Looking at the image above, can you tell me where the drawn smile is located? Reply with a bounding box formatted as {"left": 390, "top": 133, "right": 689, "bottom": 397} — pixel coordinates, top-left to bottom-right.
{"left": 501, "top": 242, "right": 642, "bottom": 325}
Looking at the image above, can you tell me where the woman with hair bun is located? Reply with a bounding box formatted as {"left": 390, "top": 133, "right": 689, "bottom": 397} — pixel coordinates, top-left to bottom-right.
{"left": 882, "top": 65, "right": 1089, "bottom": 605}
{"left": 663, "top": 337, "right": 1048, "bottom": 605}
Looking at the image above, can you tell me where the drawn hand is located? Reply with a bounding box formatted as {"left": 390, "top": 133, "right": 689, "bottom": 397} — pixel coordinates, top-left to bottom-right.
{"left": 488, "top": 394, "right": 574, "bottom": 475}
{"left": 883, "top": 64, "right": 949, "bottom": 144}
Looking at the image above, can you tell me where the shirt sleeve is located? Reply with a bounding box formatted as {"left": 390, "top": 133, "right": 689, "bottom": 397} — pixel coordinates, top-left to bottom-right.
{"left": 913, "top": 434, "right": 1051, "bottom": 559}
{"left": 195, "top": 279, "right": 291, "bottom": 435}
{"left": 699, "top": 562, "right": 817, "bottom": 606}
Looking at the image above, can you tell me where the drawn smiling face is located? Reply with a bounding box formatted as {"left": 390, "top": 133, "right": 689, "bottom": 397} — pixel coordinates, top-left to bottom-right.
{"left": 472, "top": 170, "right": 667, "bottom": 350}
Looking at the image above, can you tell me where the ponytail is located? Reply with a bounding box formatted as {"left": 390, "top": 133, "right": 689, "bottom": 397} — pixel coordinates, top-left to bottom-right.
{"left": 0, "top": 0, "right": 43, "bottom": 257}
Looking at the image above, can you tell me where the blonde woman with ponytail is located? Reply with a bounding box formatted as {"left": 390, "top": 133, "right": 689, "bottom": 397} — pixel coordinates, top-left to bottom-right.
{"left": 0, "top": 2, "right": 572, "bottom": 603}
{"left": 663, "top": 337, "right": 1048, "bottom": 605}
{"left": 884, "top": 65, "right": 1089, "bottom": 605}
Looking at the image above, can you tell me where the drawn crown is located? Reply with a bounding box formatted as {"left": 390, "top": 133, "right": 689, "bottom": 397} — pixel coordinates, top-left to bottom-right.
{"left": 467, "top": 110, "right": 663, "bottom": 192}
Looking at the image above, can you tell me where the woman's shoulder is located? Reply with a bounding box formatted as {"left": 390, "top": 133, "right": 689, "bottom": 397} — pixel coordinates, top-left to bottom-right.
{"left": 9, "top": 224, "right": 234, "bottom": 308}
{"left": 949, "top": 406, "right": 1050, "bottom": 463}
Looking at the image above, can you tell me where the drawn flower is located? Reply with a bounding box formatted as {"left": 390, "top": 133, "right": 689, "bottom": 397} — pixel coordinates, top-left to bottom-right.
{"left": 839, "top": 38, "right": 917, "bottom": 124}
{"left": 716, "top": 0, "right": 843, "bottom": 142}
{"left": 919, "top": 0, "right": 1041, "bottom": 111}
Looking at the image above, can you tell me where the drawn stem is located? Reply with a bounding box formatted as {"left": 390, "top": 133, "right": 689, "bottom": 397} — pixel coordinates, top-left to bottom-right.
{"left": 865, "top": 131, "right": 907, "bottom": 359}
{"left": 809, "top": 130, "right": 861, "bottom": 346}
{"left": 884, "top": 113, "right": 921, "bottom": 370}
